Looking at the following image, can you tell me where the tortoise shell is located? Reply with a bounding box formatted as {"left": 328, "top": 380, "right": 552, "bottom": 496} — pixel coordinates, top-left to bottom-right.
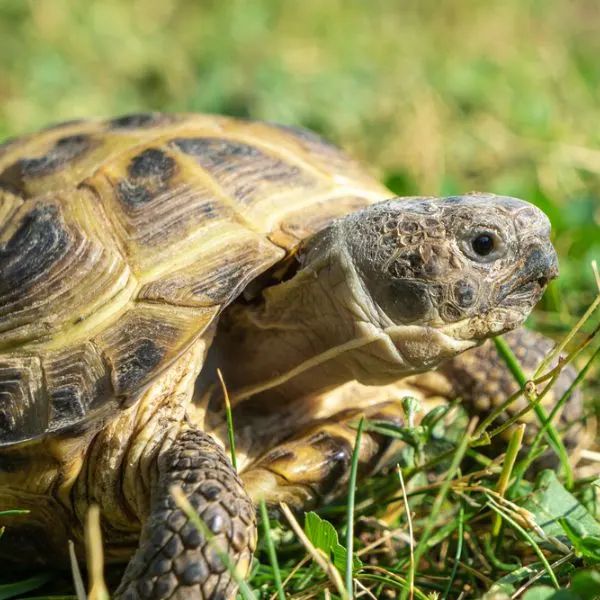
{"left": 0, "top": 113, "right": 390, "bottom": 445}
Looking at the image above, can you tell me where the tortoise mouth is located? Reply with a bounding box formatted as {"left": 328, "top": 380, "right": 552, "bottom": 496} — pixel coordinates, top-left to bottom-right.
{"left": 498, "top": 273, "right": 550, "bottom": 309}
{"left": 497, "top": 244, "right": 558, "bottom": 307}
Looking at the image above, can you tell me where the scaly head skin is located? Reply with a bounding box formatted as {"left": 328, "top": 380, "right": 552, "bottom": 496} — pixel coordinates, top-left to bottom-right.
{"left": 216, "top": 193, "right": 558, "bottom": 403}
{"left": 302, "top": 192, "right": 557, "bottom": 363}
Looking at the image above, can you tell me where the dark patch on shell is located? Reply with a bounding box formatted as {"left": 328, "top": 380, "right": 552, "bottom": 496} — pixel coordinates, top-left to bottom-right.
{"left": 128, "top": 148, "right": 176, "bottom": 180}
{"left": 113, "top": 338, "right": 164, "bottom": 395}
{"left": 116, "top": 148, "right": 177, "bottom": 206}
{"left": 269, "top": 122, "right": 340, "bottom": 150}
{"left": 13, "top": 135, "right": 92, "bottom": 179}
{"left": 0, "top": 204, "right": 70, "bottom": 295}
{"left": 49, "top": 387, "right": 87, "bottom": 422}
{"left": 108, "top": 112, "right": 169, "bottom": 129}
{"left": 0, "top": 161, "right": 27, "bottom": 195}
{"left": 262, "top": 447, "right": 296, "bottom": 464}
{"left": 171, "top": 137, "right": 262, "bottom": 166}
{"left": 0, "top": 357, "right": 47, "bottom": 444}
{"left": 266, "top": 121, "right": 359, "bottom": 173}
{"left": 0, "top": 134, "right": 94, "bottom": 194}
{"left": 171, "top": 136, "right": 314, "bottom": 205}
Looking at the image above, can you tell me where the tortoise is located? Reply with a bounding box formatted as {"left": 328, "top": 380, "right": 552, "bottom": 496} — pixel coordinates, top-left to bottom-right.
{"left": 0, "top": 112, "right": 578, "bottom": 599}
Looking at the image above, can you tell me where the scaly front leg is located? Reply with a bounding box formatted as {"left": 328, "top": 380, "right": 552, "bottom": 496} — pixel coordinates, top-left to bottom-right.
{"left": 116, "top": 426, "right": 256, "bottom": 600}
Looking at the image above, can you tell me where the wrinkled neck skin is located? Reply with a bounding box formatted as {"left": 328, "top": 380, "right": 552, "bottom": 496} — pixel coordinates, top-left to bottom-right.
{"left": 213, "top": 230, "right": 476, "bottom": 407}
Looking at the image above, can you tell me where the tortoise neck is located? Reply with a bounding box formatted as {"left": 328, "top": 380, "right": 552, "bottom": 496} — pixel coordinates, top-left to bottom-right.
{"left": 212, "top": 246, "right": 404, "bottom": 406}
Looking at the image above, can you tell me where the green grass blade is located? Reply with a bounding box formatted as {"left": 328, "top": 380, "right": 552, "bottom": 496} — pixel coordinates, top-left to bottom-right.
{"left": 492, "top": 423, "right": 525, "bottom": 538}
{"left": 0, "top": 574, "right": 53, "bottom": 600}
{"left": 486, "top": 497, "right": 560, "bottom": 589}
{"left": 512, "top": 343, "right": 600, "bottom": 489}
{"left": 493, "top": 336, "right": 573, "bottom": 488}
{"left": 533, "top": 293, "right": 600, "bottom": 377}
{"left": 400, "top": 417, "right": 477, "bottom": 600}
{"left": 494, "top": 336, "right": 528, "bottom": 387}
{"left": 0, "top": 510, "right": 29, "bottom": 517}
{"left": 259, "top": 499, "right": 285, "bottom": 600}
{"left": 442, "top": 504, "right": 464, "bottom": 600}
{"left": 345, "top": 416, "right": 364, "bottom": 600}
{"left": 217, "top": 369, "right": 238, "bottom": 471}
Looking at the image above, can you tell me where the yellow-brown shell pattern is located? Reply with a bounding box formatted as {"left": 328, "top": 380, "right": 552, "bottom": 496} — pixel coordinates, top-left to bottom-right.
{"left": 0, "top": 113, "right": 390, "bottom": 445}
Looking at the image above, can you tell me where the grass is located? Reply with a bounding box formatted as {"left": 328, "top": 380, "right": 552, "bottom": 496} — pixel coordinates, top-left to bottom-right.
{"left": 345, "top": 417, "right": 364, "bottom": 599}
{"left": 0, "top": 0, "right": 598, "bottom": 598}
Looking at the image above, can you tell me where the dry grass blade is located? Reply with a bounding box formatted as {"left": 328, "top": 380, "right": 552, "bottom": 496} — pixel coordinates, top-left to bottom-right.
{"left": 84, "top": 505, "right": 109, "bottom": 600}
{"left": 268, "top": 555, "right": 311, "bottom": 600}
{"left": 486, "top": 497, "right": 560, "bottom": 589}
{"left": 355, "top": 578, "right": 378, "bottom": 599}
{"left": 401, "top": 418, "right": 478, "bottom": 600}
{"left": 279, "top": 501, "right": 348, "bottom": 600}
{"left": 580, "top": 449, "right": 600, "bottom": 462}
{"left": 396, "top": 465, "right": 414, "bottom": 600}
{"left": 511, "top": 552, "right": 575, "bottom": 599}
{"left": 534, "top": 291, "right": 600, "bottom": 378}
{"left": 492, "top": 423, "right": 525, "bottom": 537}
{"left": 68, "top": 539, "right": 86, "bottom": 600}
{"left": 357, "top": 566, "right": 430, "bottom": 600}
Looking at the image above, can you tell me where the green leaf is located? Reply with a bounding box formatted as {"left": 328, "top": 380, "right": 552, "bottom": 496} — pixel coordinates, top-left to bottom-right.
{"left": 304, "top": 511, "right": 337, "bottom": 556}
{"left": 523, "top": 470, "right": 600, "bottom": 549}
{"left": 522, "top": 586, "right": 578, "bottom": 600}
{"left": 523, "top": 587, "right": 557, "bottom": 600}
{"left": 304, "top": 511, "right": 362, "bottom": 573}
{"left": 559, "top": 518, "right": 600, "bottom": 561}
{"left": 486, "top": 563, "right": 540, "bottom": 595}
{"left": 0, "top": 573, "right": 52, "bottom": 600}
{"left": 570, "top": 569, "right": 600, "bottom": 598}
{"left": 420, "top": 405, "right": 449, "bottom": 431}
{"left": 362, "top": 420, "right": 426, "bottom": 447}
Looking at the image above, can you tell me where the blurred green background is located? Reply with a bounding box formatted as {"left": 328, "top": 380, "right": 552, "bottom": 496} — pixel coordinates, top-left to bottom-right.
{"left": 0, "top": 0, "right": 598, "bottom": 314}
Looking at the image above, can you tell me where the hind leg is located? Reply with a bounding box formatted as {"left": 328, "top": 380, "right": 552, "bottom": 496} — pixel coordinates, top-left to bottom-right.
{"left": 432, "top": 328, "right": 585, "bottom": 447}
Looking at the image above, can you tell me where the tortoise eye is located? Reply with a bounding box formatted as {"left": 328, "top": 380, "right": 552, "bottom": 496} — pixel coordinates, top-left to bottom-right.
{"left": 471, "top": 234, "right": 495, "bottom": 256}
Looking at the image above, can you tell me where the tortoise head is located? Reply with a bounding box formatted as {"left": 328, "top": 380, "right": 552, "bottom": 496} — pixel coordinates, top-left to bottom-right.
{"left": 212, "top": 193, "right": 558, "bottom": 402}
{"left": 303, "top": 193, "right": 557, "bottom": 368}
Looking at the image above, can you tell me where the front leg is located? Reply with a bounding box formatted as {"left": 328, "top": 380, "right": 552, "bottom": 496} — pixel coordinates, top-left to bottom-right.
{"left": 241, "top": 400, "right": 408, "bottom": 511}
{"left": 116, "top": 426, "right": 256, "bottom": 600}
{"left": 239, "top": 328, "right": 585, "bottom": 513}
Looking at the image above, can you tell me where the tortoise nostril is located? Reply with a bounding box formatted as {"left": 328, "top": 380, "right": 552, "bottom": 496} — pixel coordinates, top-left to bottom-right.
{"left": 537, "top": 276, "right": 548, "bottom": 288}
